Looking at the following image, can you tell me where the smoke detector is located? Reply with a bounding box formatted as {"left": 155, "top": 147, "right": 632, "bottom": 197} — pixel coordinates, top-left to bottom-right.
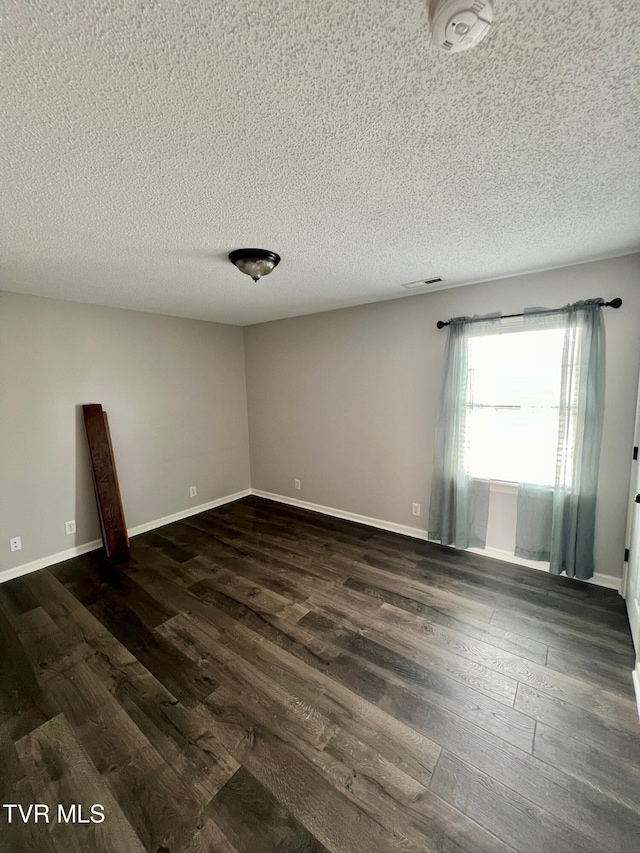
{"left": 431, "top": 0, "right": 493, "bottom": 53}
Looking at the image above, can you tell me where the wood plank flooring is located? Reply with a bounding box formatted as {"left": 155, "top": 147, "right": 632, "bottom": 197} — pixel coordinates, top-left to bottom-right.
{"left": 1, "top": 495, "right": 638, "bottom": 852}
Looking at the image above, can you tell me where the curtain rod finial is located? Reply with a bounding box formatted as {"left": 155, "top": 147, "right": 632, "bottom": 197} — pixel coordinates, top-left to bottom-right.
{"left": 436, "top": 320, "right": 448, "bottom": 329}
{"left": 606, "top": 297, "right": 622, "bottom": 309}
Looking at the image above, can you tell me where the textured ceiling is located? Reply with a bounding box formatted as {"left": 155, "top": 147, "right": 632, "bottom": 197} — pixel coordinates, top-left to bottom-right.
{"left": 1, "top": 0, "right": 639, "bottom": 325}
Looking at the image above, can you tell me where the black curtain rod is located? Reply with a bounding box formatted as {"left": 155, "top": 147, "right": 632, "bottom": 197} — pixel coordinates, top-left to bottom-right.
{"left": 436, "top": 298, "right": 623, "bottom": 329}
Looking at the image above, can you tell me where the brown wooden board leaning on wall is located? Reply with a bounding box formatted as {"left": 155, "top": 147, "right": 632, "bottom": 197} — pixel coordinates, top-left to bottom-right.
{"left": 82, "top": 403, "right": 129, "bottom": 557}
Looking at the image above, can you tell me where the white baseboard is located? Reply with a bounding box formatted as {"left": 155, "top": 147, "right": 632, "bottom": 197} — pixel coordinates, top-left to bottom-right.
{"left": 1, "top": 486, "right": 623, "bottom": 595}
{"left": 633, "top": 664, "right": 640, "bottom": 722}
{"left": 468, "top": 545, "right": 622, "bottom": 593}
{"left": 251, "top": 489, "right": 433, "bottom": 541}
{"left": 251, "top": 489, "right": 622, "bottom": 592}
{"left": 127, "top": 489, "right": 251, "bottom": 537}
{"left": 0, "top": 539, "right": 105, "bottom": 585}
{"left": 0, "top": 488, "right": 251, "bottom": 585}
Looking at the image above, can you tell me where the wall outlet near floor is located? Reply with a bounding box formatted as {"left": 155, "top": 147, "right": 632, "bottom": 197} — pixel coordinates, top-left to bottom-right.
{"left": 294, "top": 479, "right": 301, "bottom": 490}
{"left": 64, "top": 520, "right": 76, "bottom": 535}
{"left": 10, "top": 536, "right": 22, "bottom": 552}
{"left": 412, "top": 503, "right": 421, "bottom": 517}
{"left": 190, "top": 485, "right": 197, "bottom": 498}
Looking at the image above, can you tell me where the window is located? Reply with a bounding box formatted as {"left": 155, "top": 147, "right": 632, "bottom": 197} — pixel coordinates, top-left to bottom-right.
{"left": 464, "top": 326, "right": 569, "bottom": 486}
{"left": 429, "top": 300, "right": 604, "bottom": 572}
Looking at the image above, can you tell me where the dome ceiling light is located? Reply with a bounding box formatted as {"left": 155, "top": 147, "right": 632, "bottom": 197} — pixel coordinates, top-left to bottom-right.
{"left": 228, "top": 248, "right": 281, "bottom": 282}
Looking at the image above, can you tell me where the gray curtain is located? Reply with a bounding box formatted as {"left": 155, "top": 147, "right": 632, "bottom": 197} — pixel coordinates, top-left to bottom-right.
{"left": 428, "top": 314, "right": 500, "bottom": 549}
{"left": 515, "top": 299, "right": 606, "bottom": 579}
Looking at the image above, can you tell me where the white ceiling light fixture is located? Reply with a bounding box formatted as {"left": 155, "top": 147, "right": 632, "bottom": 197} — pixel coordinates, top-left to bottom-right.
{"left": 431, "top": 0, "right": 493, "bottom": 53}
{"left": 228, "top": 248, "right": 281, "bottom": 282}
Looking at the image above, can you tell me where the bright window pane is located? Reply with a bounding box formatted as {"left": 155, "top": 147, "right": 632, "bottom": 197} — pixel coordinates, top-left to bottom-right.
{"left": 465, "top": 328, "right": 566, "bottom": 486}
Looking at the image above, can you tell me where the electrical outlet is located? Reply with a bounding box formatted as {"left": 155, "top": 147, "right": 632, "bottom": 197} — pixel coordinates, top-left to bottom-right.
{"left": 65, "top": 520, "right": 76, "bottom": 535}
{"left": 10, "top": 536, "right": 22, "bottom": 552}
{"left": 294, "top": 479, "right": 301, "bottom": 490}
{"left": 190, "top": 485, "right": 197, "bottom": 498}
{"left": 412, "top": 503, "right": 421, "bottom": 516}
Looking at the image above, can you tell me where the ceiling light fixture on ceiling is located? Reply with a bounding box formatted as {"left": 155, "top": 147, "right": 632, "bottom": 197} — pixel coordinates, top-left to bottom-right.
{"left": 228, "top": 248, "right": 281, "bottom": 282}
{"left": 431, "top": 0, "right": 493, "bottom": 53}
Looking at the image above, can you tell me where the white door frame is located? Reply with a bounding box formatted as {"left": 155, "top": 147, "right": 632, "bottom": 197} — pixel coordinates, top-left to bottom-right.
{"left": 623, "top": 377, "right": 640, "bottom": 717}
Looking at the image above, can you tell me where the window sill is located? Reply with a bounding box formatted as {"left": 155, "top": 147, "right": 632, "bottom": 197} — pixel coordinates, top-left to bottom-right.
{"left": 471, "top": 479, "right": 556, "bottom": 493}
{"left": 470, "top": 478, "right": 518, "bottom": 494}
{"left": 489, "top": 480, "right": 518, "bottom": 494}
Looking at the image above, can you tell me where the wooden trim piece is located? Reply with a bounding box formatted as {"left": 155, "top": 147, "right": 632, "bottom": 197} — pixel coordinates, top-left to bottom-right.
{"left": 82, "top": 403, "right": 129, "bottom": 557}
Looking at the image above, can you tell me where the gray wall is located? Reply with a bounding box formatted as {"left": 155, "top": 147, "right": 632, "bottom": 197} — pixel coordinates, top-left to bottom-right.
{"left": 3, "top": 254, "right": 639, "bottom": 580}
{"left": 0, "top": 292, "right": 251, "bottom": 572}
{"left": 244, "top": 254, "right": 640, "bottom": 579}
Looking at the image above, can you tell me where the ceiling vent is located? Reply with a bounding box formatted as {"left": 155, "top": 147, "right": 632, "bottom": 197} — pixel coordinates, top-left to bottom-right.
{"left": 402, "top": 277, "right": 443, "bottom": 290}
{"left": 431, "top": 0, "right": 493, "bottom": 53}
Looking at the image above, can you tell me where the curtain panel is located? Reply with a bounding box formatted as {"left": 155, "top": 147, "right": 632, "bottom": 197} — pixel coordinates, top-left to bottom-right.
{"left": 515, "top": 299, "right": 606, "bottom": 579}
{"left": 428, "top": 299, "right": 606, "bottom": 580}
{"left": 428, "top": 313, "right": 500, "bottom": 549}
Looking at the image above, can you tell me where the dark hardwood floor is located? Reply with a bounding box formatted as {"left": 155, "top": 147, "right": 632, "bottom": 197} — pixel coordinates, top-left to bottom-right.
{"left": 1, "top": 495, "right": 638, "bottom": 852}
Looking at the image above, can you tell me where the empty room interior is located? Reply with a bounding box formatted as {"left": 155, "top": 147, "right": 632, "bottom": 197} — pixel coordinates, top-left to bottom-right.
{"left": 2, "top": 1, "right": 640, "bottom": 851}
